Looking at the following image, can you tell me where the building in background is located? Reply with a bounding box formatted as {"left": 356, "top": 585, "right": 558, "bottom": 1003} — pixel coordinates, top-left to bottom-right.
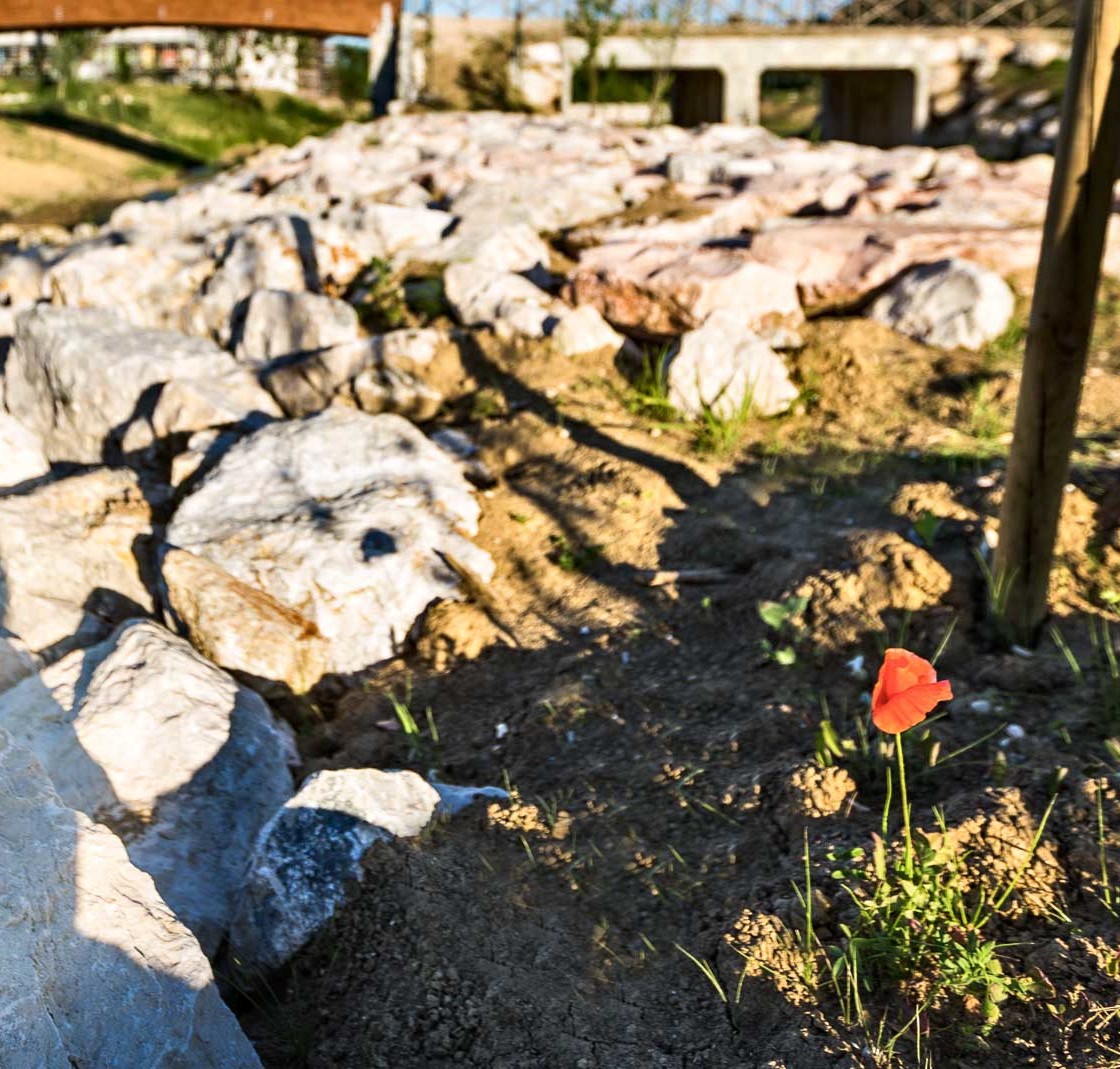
{"left": 0, "top": 31, "right": 53, "bottom": 77}
{"left": 0, "top": 26, "right": 311, "bottom": 94}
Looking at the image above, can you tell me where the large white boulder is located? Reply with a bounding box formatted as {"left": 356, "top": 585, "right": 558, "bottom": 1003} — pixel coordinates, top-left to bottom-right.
{"left": 0, "top": 468, "right": 154, "bottom": 657}
{"left": 0, "top": 619, "right": 296, "bottom": 954}
{"left": 5, "top": 305, "right": 239, "bottom": 463}
{"left": 868, "top": 258, "right": 1015, "bottom": 351}
{"left": 0, "top": 729, "right": 262, "bottom": 1068}
{"left": 667, "top": 309, "right": 800, "bottom": 420}
{"left": 166, "top": 409, "right": 493, "bottom": 675}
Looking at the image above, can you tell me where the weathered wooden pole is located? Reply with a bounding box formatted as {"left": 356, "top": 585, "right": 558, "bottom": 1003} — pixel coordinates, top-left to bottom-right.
{"left": 996, "top": 0, "right": 1120, "bottom": 643}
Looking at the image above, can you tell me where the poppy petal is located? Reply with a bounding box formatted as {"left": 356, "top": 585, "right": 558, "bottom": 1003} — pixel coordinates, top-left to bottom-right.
{"left": 871, "top": 680, "right": 953, "bottom": 734}
{"left": 877, "top": 648, "right": 936, "bottom": 704}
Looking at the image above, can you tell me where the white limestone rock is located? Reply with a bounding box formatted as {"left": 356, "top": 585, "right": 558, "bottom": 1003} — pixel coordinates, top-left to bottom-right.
{"left": 450, "top": 172, "right": 624, "bottom": 233}
{"left": 228, "top": 768, "right": 441, "bottom": 974}
{"left": 444, "top": 264, "right": 558, "bottom": 339}
{"left": 151, "top": 370, "right": 282, "bottom": 438}
{"left": 667, "top": 309, "right": 800, "bottom": 420}
{"left": 316, "top": 202, "right": 454, "bottom": 286}
{"left": 234, "top": 288, "right": 360, "bottom": 366}
{"left": 0, "top": 629, "right": 39, "bottom": 694}
{"left": 0, "top": 251, "right": 47, "bottom": 306}
{"left": 161, "top": 547, "right": 330, "bottom": 699}
{"left": 5, "top": 305, "right": 238, "bottom": 463}
{"left": 0, "top": 729, "right": 262, "bottom": 1068}
{"left": 868, "top": 258, "right": 1015, "bottom": 351}
{"left": 352, "top": 362, "right": 444, "bottom": 420}
{"left": 166, "top": 409, "right": 493, "bottom": 674}
{"left": 551, "top": 304, "right": 625, "bottom": 357}
{"left": 0, "top": 412, "right": 49, "bottom": 489}
{"left": 260, "top": 332, "right": 444, "bottom": 418}
{"left": 45, "top": 241, "right": 215, "bottom": 332}
{"left": 428, "top": 222, "right": 551, "bottom": 274}
{"left": 187, "top": 214, "right": 320, "bottom": 343}
{"left": 0, "top": 619, "right": 296, "bottom": 954}
{"left": 0, "top": 468, "right": 153, "bottom": 657}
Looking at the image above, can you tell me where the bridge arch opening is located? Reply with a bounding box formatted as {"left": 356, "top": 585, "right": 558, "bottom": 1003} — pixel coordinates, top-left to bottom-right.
{"left": 759, "top": 66, "right": 917, "bottom": 147}
{"left": 569, "top": 64, "right": 724, "bottom": 126}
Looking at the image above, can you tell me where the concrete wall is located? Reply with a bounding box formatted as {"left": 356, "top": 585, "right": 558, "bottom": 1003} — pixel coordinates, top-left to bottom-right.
{"left": 560, "top": 29, "right": 1046, "bottom": 144}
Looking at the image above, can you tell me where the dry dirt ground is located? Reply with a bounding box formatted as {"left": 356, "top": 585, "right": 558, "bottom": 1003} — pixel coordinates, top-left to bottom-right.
{"left": 0, "top": 116, "right": 177, "bottom": 224}
{"left": 236, "top": 309, "right": 1120, "bottom": 1068}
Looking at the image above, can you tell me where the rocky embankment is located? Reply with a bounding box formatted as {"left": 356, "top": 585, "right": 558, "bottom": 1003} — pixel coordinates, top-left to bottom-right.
{"left": 0, "top": 110, "right": 1114, "bottom": 1063}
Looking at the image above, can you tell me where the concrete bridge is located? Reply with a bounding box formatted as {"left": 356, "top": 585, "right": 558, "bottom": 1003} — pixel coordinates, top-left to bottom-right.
{"left": 0, "top": 0, "right": 394, "bottom": 36}
{"left": 560, "top": 27, "right": 1068, "bottom": 146}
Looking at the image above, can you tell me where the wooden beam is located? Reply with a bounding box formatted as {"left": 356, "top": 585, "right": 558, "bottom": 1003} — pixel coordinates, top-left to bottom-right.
{"left": 996, "top": 0, "right": 1120, "bottom": 642}
{"left": 0, "top": 0, "right": 394, "bottom": 36}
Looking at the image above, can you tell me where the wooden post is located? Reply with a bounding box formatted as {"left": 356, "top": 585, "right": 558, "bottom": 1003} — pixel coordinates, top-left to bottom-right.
{"left": 996, "top": 0, "right": 1120, "bottom": 643}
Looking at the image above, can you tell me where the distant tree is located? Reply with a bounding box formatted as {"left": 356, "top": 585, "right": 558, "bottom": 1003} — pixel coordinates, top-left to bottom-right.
{"left": 199, "top": 29, "right": 240, "bottom": 90}
{"left": 114, "top": 44, "right": 132, "bottom": 83}
{"left": 51, "top": 30, "right": 99, "bottom": 97}
{"left": 566, "top": 0, "right": 621, "bottom": 108}
{"left": 638, "top": 0, "right": 694, "bottom": 125}
{"left": 456, "top": 36, "right": 530, "bottom": 112}
{"left": 333, "top": 44, "right": 370, "bottom": 103}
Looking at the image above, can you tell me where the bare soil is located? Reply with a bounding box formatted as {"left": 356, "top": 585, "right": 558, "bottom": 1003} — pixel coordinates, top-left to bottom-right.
{"left": 0, "top": 116, "right": 177, "bottom": 224}
{"left": 237, "top": 315, "right": 1120, "bottom": 1069}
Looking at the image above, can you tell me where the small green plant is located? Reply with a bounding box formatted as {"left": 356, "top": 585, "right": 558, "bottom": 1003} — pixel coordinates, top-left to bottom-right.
{"left": 1090, "top": 616, "right": 1120, "bottom": 727}
{"left": 353, "top": 257, "right": 408, "bottom": 333}
{"left": 549, "top": 534, "right": 604, "bottom": 574}
{"left": 385, "top": 680, "right": 439, "bottom": 760}
{"left": 469, "top": 388, "right": 506, "bottom": 421}
{"left": 980, "top": 315, "right": 1026, "bottom": 371}
{"left": 818, "top": 771, "right": 1061, "bottom": 1031}
{"left": 964, "top": 381, "right": 1012, "bottom": 445}
{"left": 973, "top": 546, "right": 1016, "bottom": 636}
{"left": 1096, "top": 779, "right": 1116, "bottom": 919}
{"left": 404, "top": 276, "right": 447, "bottom": 322}
{"left": 758, "top": 594, "right": 808, "bottom": 666}
{"left": 912, "top": 511, "right": 942, "bottom": 549}
{"left": 625, "top": 348, "right": 677, "bottom": 424}
{"left": 693, "top": 385, "right": 756, "bottom": 457}
{"left": 675, "top": 943, "right": 736, "bottom": 1005}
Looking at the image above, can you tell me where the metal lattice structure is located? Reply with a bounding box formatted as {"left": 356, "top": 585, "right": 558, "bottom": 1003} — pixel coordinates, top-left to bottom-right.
{"left": 407, "top": 0, "right": 1075, "bottom": 30}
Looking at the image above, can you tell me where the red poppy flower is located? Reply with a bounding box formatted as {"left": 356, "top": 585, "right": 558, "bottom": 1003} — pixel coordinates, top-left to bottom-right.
{"left": 871, "top": 648, "right": 953, "bottom": 734}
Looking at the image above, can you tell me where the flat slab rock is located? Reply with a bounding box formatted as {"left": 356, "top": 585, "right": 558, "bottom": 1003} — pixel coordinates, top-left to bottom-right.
{"left": 162, "top": 547, "right": 330, "bottom": 700}
{"left": 569, "top": 241, "right": 803, "bottom": 337}
{"left": 0, "top": 729, "right": 261, "bottom": 1069}
{"left": 166, "top": 408, "right": 493, "bottom": 676}
{"left": 0, "top": 619, "right": 296, "bottom": 954}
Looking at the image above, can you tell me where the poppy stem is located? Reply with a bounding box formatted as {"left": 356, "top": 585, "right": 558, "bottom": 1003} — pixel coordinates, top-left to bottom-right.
{"left": 897, "top": 738, "right": 913, "bottom": 879}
